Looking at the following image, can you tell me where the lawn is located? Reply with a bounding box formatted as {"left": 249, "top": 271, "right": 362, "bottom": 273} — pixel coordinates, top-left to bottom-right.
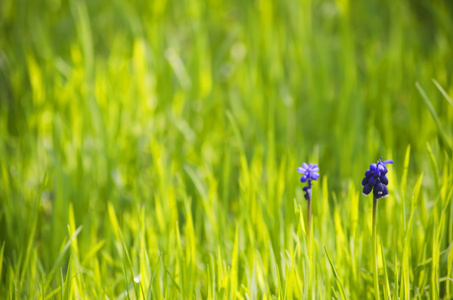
{"left": 0, "top": 0, "right": 453, "bottom": 298}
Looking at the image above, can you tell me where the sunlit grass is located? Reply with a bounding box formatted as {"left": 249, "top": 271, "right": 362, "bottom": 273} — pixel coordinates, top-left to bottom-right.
{"left": 1, "top": 0, "right": 453, "bottom": 298}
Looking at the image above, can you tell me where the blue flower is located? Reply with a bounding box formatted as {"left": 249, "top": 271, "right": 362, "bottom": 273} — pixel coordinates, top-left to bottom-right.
{"left": 297, "top": 163, "right": 319, "bottom": 200}
{"left": 362, "top": 157, "right": 393, "bottom": 199}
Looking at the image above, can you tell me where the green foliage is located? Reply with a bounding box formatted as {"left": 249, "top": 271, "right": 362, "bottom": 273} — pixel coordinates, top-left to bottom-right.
{"left": 1, "top": 0, "right": 453, "bottom": 298}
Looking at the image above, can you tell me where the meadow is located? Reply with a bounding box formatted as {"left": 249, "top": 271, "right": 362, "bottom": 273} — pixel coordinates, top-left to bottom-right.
{"left": 1, "top": 0, "right": 453, "bottom": 298}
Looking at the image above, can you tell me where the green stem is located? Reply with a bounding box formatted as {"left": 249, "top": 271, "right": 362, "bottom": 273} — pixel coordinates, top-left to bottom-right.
{"left": 307, "top": 196, "right": 311, "bottom": 250}
{"left": 307, "top": 195, "right": 313, "bottom": 296}
{"left": 373, "top": 197, "right": 380, "bottom": 300}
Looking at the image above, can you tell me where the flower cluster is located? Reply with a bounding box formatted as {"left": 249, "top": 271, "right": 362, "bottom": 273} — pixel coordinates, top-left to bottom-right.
{"left": 362, "top": 157, "right": 393, "bottom": 199}
{"left": 297, "top": 163, "right": 320, "bottom": 200}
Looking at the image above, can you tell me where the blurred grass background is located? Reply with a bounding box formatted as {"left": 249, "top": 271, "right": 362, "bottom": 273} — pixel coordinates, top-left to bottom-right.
{"left": 0, "top": 0, "right": 453, "bottom": 298}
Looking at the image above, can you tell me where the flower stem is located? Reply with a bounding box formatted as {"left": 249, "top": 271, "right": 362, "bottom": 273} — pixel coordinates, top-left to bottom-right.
{"left": 307, "top": 195, "right": 311, "bottom": 251}
{"left": 307, "top": 194, "right": 313, "bottom": 295}
{"left": 373, "top": 197, "right": 380, "bottom": 300}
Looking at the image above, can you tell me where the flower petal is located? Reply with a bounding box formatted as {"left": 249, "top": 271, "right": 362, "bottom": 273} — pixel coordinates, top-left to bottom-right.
{"left": 302, "top": 163, "right": 308, "bottom": 169}
{"left": 377, "top": 164, "right": 385, "bottom": 173}
{"left": 382, "top": 160, "right": 393, "bottom": 165}
{"left": 312, "top": 173, "right": 320, "bottom": 180}
{"left": 309, "top": 163, "right": 313, "bottom": 168}
{"left": 373, "top": 182, "right": 385, "bottom": 198}
{"left": 362, "top": 184, "right": 372, "bottom": 195}
{"left": 382, "top": 185, "right": 389, "bottom": 197}
{"left": 380, "top": 174, "right": 389, "bottom": 185}
{"left": 370, "top": 163, "right": 377, "bottom": 171}
{"left": 362, "top": 177, "right": 369, "bottom": 186}
{"left": 300, "top": 175, "right": 308, "bottom": 183}
{"left": 297, "top": 167, "right": 305, "bottom": 174}
{"left": 312, "top": 166, "right": 319, "bottom": 172}
{"left": 365, "top": 170, "right": 372, "bottom": 177}
{"left": 369, "top": 176, "right": 377, "bottom": 186}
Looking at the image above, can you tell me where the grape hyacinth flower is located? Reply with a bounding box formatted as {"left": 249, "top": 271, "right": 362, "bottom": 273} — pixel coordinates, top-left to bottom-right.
{"left": 361, "top": 157, "right": 393, "bottom": 199}
{"left": 362, "top": 157, "right": 393, "bottom": 300}
{"left": 297, "top": 162, "right": 319, "bottom": 246}
{"left": 297, "top": 163, "right": 320, "bottom": 200}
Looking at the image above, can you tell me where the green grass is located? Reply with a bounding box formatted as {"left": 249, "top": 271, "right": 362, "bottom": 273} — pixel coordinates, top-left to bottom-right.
{"left": 1, "top": 0, "right": 453, "bottom": 298}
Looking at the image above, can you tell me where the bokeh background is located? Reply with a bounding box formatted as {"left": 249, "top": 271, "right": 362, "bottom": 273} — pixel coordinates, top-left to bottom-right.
{"left": 1, "top": 0, "right": 452, "bottom": 298}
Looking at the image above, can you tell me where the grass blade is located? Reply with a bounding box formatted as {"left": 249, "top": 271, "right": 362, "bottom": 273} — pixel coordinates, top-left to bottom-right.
{"left": 323, "top": 245, "right": 347, "bottom": 300}
{"left": 432, "top": 79, "right": 453, "bottom": 107}
{"left": 416, "top": 82, "right": 452, "bottom": 157}
{"left": 380, "top": 237, "right": 391, "bottom": 300}
{"left": 0, "top": 242, "right": 4, "bottom": 283}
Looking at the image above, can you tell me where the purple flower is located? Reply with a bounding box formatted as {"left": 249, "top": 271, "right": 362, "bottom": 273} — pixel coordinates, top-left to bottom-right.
{"left": 297, "top": 163, "right": 320, "bottom": 200}
{"left": 362, "top": 157, "right": 393, "bottom": 199}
